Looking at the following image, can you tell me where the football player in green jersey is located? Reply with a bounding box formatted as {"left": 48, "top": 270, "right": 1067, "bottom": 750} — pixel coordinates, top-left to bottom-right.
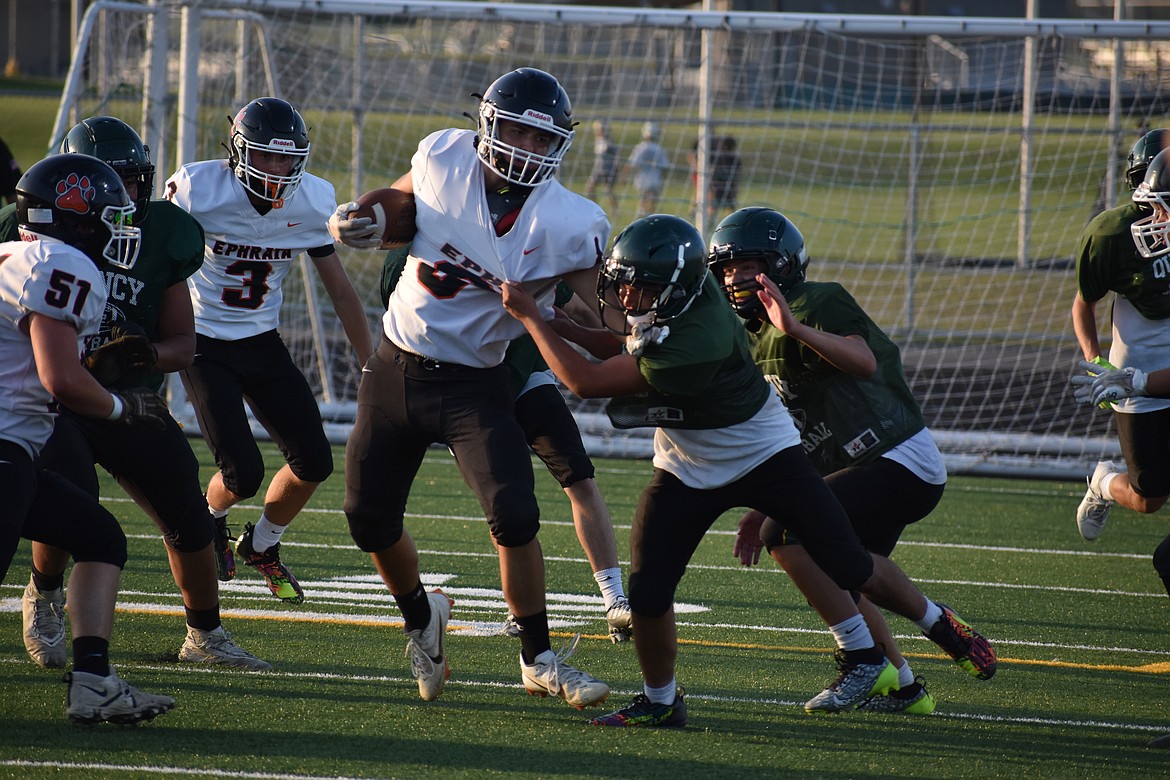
{"left": 1072, "top": 132, "right": 1170, "bottom": 549}
{"left": 0, "top": 117, "right": 269, "bottom": 672}
{"left": 502, "top": 214, "right": 995, "bottom": 727}
{"left": 709, "top": 207, "right": 960, "bottom": 714}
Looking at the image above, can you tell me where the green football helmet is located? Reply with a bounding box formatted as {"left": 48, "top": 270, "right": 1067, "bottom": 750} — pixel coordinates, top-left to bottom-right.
{"left": 597, "top": 214, "right": 709, "bottom": 334}
{"left": 707, "top": 207, "right": 808, "bottom": 320}
{"left": 60, "top": 116, "right": 155, "bottom": 220}
{"left": 1126, "top": 128, "right": 1169, "bottom": 191}
{"left": 1131, "top": 148, "right": 1170, "bottom": 259}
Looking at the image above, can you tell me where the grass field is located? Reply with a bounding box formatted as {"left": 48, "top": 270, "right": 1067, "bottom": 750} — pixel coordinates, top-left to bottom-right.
{"left": 1, "top": 439, "right": 1168, "bottom": 779}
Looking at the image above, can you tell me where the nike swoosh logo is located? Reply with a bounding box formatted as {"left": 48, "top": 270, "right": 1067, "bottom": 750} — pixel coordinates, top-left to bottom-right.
{"left": 523, "top": 246, "right": 542, "bottom": 256}
{"left": 287, "top": 222, "right": 302, "bottom": 228}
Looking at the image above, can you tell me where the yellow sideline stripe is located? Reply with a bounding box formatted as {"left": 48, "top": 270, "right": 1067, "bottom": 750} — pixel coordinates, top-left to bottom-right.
{"left": 115, "top": 604, "right": 1169, "bottom": 676}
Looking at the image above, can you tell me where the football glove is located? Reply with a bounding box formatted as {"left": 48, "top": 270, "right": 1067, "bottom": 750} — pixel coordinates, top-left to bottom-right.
{"left": 84, "top": 322, "right": 158, "bottom": 386}
{"left": 625, "top": 320, "right": 669, "bottom": 357}
{"left": 1071, "top": 359, "right": 1148, "bottom": 406}
{"left": 111, "top": 388, "right": 170, "bottom": 430}
{"left": 327, "top": 202, "right": 383, "bottom": 249}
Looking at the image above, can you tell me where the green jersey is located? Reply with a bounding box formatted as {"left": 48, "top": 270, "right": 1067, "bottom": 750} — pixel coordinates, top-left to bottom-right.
{"left": 0, "top": 200, "right": 205, "bottom": 393}
{"left": 749, "top": 280, "right": 924, "bottom": 474}
{"left": 1076, "top": 201, "right": 1170, "bottom": 320}
{"left": 606, "top": 275, "right": 771, "bottom": 430}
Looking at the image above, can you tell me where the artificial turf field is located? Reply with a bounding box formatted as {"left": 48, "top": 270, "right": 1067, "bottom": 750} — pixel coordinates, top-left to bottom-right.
{"left": 1, "top": 440, "right": 1168, "bottom": 779}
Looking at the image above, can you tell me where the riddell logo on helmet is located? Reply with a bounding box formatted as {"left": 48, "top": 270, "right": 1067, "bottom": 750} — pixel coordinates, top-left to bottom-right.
{"left": 269, "top": 139, "right": 297, "bottom": 150}
{"left": 55, "top": 173, "right": 95, "bottom": 215}
{"left": 523, "top": 109, "right": 554, "bottom": 124}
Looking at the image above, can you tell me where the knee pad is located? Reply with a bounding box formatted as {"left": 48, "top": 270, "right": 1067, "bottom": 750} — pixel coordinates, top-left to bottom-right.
{"left": 289, "top": 447, "right": 334, "bottom": 485}
{"left": 221, "top": 460, "right": 264, "bottom": 500}
{"left": 71, "top": 524, "right": 128, "bottom": 569}
{"left": 760, "top": 516, "right": 797, "bottom": 549}
{"left": 627, "top": 570, "right": 675, "bottom": 618}
{"left": 489, "top": 512, "right": 540, "bottom": 549}
{"left": 345, "top": 508, "right": 405, "bottom": 553}
{"left": 161, "top": 502, "right": 216, "bottom": 553}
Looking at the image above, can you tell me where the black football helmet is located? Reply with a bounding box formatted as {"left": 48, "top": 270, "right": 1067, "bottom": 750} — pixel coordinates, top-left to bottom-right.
{"left": 476, "top": 67, "right": 574, "bottom": 186}
{"left": 59, "top": 116, "right": 154, "bottom": 220}
{"left": 1131, "top": 148, "right": 1170, "bottom": 259}
{"left": 227, "top": 97, "right": 310, "bottom": 204}
{"left": 16, "top": 153, "right": 141, "bottom": 270}
{"left": 1126, "top": 128, "right": 1169, "bottom": 191}
{"left": 707, "top": 207, "right": 809, "bottom": 320}
{"left": 597, "top": 214, "right": 708, "bottom": 334}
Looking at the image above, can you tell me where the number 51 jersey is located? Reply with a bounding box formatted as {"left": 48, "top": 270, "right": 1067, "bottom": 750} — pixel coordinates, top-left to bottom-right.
{"left": 0, "top": 238, "right": 106, "bottom": 456}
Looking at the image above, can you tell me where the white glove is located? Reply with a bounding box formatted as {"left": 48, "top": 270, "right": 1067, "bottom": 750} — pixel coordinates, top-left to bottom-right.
{"left": 625, "top": 320, "right": 669, "bottom": 357}
{"left": 327, "top": 202, "right": 383, "bottom": 249}
{"left": 1071, "top": 359, "right": 1148, "bottom": 405}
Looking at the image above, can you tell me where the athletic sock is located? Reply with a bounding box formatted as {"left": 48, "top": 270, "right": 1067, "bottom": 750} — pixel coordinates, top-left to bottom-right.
{"left": 516, "top": 610, "right": 552, "bottom": 665}
{"left": 395, "top": 583, "right": 432, "bottom": 635}
{"left": 644, "top": 678, "right": 678, "bottom": 705}
{"left": 829, "top": 613, "right": 873, "bottom": 651}
{"left": 30, "top": 564, "right": 64, "bottom": 594}
{"left": 896, "top": 660, "right": 915, "bottom": 688}
{"left": 72, "top": 636, "right": 110, "bottom": 677}
{"left": 593, "top": 567, "right": 626, "bottom": 609}
{"left": 250, "top": 514, "right": 287, "bottom": 553}
{"left": 915, "top": 599, "right": 945, "bottom": 632}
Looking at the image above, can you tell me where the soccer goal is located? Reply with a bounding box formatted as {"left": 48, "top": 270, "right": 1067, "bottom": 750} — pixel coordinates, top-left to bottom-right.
{"left": 55, "top": 0, "right": 1170, "bottom": 477}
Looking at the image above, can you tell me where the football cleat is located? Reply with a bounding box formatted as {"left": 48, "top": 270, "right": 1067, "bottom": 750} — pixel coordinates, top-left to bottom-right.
{"left": 405, "top": 589, "right": 453, "bottom": 701}
{"left": 213, "top": 516, "right": 236, "bottom": 581}
{"left": 858, "top": 676, "right": 936, "bottom": 715}
{"left": 235, "top": 522, "right": 304, "bottom": 604}
{"left": 606, "top": 596, "right": 633, "bottom": 643}
{"left": 178, "top": 625, "right": 272, "bottom": 671}
{"left": 22, "top": 577, "right": 67, "bottom": 669}
{"left": 590, "top": 688, "right": 687, "bottom": 728}
{"left": 1077, "top": 460, "right": 1122, "bottom": 541}
{"left": 804, "top": 648, "right": 898, "bottom": 713}
{"left": 501, "top": 613, "right": 521, "bottom": 638}
{"left": 925, "top": 603, "right": 997, "bottom": 680}
{"left": 521, "top": 634, "right": 610, "bottom": 710}
{"left": 65, "top": 667, "right": 175, "bottom": 725}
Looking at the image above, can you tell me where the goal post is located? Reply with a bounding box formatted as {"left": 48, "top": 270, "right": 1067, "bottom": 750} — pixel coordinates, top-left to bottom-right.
{"left": 55, "top": 0, "right": 1170, "bottom": 477}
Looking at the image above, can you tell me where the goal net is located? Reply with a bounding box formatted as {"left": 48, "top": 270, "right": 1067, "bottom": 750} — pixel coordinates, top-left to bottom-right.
{"left": 56, "top": 0, "right": 1170, "bottom": 477}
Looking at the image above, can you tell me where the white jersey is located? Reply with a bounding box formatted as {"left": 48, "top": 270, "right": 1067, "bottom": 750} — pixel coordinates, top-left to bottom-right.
{"left": 384, "top": 129, "right": 610, "bottom": 368}
{"left": 0, "top": 238, "right": 106, "bottom": 457}
{"left": 166, "top": 160, "right": 337, "bottom": 340}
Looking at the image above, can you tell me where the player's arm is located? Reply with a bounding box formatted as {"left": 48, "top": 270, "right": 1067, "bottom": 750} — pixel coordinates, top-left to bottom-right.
{"left": 756, "top": 273, "right": 876, "bottom": 378}
{"left": 152, "top": 281, "right": 197, "bottom": 372}
{"left": 313, "top": 250, "right": 375, "bottom": 366}
{"left": 1071, "top": 292, "right": 1104, "bottom": 362}
{"left": 502, "top": 281, "right": 649, "bottom": 398}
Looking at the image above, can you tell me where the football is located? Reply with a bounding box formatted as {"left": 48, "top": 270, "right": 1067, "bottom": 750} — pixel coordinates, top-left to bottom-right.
{"left": 350, "top": 188, "right": 417, "bottom": 248}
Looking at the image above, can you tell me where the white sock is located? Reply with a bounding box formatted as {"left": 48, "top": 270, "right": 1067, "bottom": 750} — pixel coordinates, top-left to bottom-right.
{"left": 915, "top": 599, "right": 944, "bottom": 632}
{"left": 593, "top": 567, "right": 626, "bottom": 609}
{"left": 644, "top": 678, "right": 677, "bottom": 705}
{"left": 1100, "top": 472, "right": 1119, "bottom": 502}
{"left": 251, "top": 515, "right": 287, "bottom": 553}
{"left": 896, "top": 661, "right": 915, "bottom": 688}
{"left": 829, "top": 613, "right": 873, "bottom": 651}
{"left": 206, "top": 497, "right": 228, "bottom": 519}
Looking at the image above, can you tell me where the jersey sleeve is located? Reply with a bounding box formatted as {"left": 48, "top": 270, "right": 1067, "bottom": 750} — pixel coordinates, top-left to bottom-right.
{"left": 19, "top": 245, "right": 106, "bottom": 334}
{"left": 158, "top": 202, "right": 207, "bottom": 285}
{"left": 1075, "top": 213, "right": 1118, "bottom": 303}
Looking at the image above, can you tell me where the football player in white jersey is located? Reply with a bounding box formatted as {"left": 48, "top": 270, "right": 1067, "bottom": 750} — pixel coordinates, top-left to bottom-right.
{"left": 0, "top": 154, "right": 175, "bottom": 724}
{"left": 166, "top": 97, "right": 373, "bottom": 605}
{"left": 330, "top": 68, "right": 610, "bottom": 710}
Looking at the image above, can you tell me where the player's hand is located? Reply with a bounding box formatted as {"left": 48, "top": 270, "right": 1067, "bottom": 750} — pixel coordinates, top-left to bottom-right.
{"left": 501, "top": 281, "right": 540, "bottom": 322}
{"left": 328, "top": 202, "right": 382, "bottom": 249}
{"left": 1071, "top": 359, "right": 1148, "bottom": 405}
{"left": 733, "top": 510, "right": 767, "bottom": 567}
{"left": 755, "top": 273, "right": 798, "bottom": 335}
{"left": 84, "top": 322, "right": 157, "bottom": 386}
{"left": 111, "top": 388, "right": 171, "bottom": 430}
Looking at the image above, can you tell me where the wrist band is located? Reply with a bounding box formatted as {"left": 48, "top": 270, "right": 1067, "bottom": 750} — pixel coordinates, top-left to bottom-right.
{"left": 105, "top": 394, "right": 124, "bottom": 421}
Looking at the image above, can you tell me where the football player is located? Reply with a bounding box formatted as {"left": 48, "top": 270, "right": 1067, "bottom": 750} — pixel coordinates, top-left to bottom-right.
{"left": 0, "top": 153, "right": 175, "bottom": 724}
{"left": 502, "top": 214, "right": 995, "bottom": 727}
{"left": 166, "top": 97, "right": 373, "bottom": 605}
{"left": 0, "top": 117, "right": 269, "bottom": 672}
{"left": 1072, "top": 142, "right": 1170, "bottom": 601}
{"left": 709, "top": 207, "right": 972, "bottom": 714}
{"left": 1072, "top": 132, "right": 1170, "bottom": 546}
{"left": 330, "top": 67, "right": 610, "bottom": 709}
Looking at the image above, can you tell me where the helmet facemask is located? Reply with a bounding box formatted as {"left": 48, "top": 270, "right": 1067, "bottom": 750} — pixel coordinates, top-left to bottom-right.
{"left": 597, "top": 245, "right": 707, "bottom": 336}
{"left": 96, "top": 201, "right": 142, "bottom": 269}
{"left": 1132, "top": 149, "right": 1170, "bottom": 259}
{"left": 476, "top": 103, "right": 573, "bottom": 186}
{"left": 230, "top": 133, "right": 309, "bottom": 205}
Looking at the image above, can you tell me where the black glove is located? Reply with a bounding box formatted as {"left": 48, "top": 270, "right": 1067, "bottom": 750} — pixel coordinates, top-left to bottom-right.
{"left": 112, "top": 388, "right": 170, "bottom": 430}
{"left": 85, "top": 322, "right": 158, "bottom": 386}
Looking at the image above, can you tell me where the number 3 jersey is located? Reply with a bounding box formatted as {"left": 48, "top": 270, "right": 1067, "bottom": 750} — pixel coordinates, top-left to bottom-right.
{"left": 385, "top": 128, "right": 610, "bottom": 368}
{"left": 165, "top": 160, "right": 337, "bottom": 340}
{"left": 0, "top": 238, "right": 106, "bottom": 456}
